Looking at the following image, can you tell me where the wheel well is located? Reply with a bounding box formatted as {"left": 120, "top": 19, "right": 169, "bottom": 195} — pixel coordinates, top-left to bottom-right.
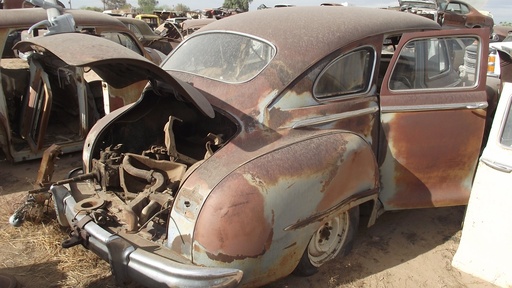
{"left": 358, "top": 198, "right": 383, "bottom": 228}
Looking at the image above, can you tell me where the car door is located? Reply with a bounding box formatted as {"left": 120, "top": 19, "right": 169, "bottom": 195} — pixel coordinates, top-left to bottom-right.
{"left": 378, "top": 28, "right": 489, "bottom": 210}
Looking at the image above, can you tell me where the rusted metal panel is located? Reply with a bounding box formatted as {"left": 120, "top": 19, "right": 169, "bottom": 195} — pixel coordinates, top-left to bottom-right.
{"left": 380, "top": 108, "right": 486, "bottom": 209}
{"left": 379, "top": 28, "right": 489, "bottom": 210}
{"left": 35, "top": 144, "right": 61, "bottom": 188}
{"left": 169, "top": 133, "right": 378, "bottom": 286}
{"left": 0, "top": 8, "right": 125, "bottom": 29}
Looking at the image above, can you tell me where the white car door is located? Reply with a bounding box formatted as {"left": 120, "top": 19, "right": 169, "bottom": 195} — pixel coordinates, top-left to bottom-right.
{"left": 452, "top": 82, "right": 512, "bottom": 287}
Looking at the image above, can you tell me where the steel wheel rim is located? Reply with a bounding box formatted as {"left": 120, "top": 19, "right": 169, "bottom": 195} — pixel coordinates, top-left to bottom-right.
{"left": 307, "top": 211, "right": 350, "bottom": 267}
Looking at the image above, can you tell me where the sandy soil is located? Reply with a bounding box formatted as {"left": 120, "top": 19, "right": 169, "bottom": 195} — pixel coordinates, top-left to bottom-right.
{"left": 0, "top": 152, "right": 497, "bottom": 288}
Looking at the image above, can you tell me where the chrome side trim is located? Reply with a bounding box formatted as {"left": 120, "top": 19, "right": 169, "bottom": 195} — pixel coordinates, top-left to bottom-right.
{"left": 381, "top": 101, "right": 488, "bottom": 113}
{"left": 292, "top": 106, "right": 378, "bottom": 129}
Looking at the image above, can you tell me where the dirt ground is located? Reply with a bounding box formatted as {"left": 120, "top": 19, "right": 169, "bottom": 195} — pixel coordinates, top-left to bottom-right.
{"left": 0, "top": 152, "right": 497, "bottom": 288}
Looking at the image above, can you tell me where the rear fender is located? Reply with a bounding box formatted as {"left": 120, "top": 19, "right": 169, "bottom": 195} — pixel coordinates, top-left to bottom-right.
{"left": 190, "top": 132, "right": 379, "bottom": 286}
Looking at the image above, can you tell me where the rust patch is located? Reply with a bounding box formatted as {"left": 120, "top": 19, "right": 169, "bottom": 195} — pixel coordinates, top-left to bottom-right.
{"left": 382, "top": 109, "right": 485, "bottom": 208}
{"left": 244, "top": 135, "right": 349, "bottom": 187}
{"left": 194, "top": 172, "right": 274, "bottom": 261}
{"left": 248, "top": 240, "right": 304, "bottom": 287}
{"left": 317, "top": 144, "right": 377, "bottom": 212}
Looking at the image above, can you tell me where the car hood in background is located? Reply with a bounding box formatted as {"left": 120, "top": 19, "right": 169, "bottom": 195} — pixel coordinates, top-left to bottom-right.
{"left": 14, "top": 33, "right": 214, "bottom": 118}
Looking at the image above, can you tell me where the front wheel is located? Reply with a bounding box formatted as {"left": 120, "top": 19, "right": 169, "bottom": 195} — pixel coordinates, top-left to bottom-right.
{"left": 293, "top": 206, "right": 359, "bottom": 276}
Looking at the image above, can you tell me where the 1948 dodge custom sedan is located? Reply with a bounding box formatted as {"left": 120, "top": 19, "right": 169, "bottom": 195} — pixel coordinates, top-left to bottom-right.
{"left": 12, "top": 6, "right": 494, "bottom": 287}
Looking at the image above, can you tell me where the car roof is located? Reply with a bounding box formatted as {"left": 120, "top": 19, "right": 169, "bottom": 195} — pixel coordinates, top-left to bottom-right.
{"left": 198, "top": 6, "right": 440, "bottom": 70}
{"left": 0, "top": 8, "right": 126, "bottom": 29}
{"left": 182, "top": 18, "right": 216, "bottom": 30}
{"left": 116, "top": 16, "right": 155, "bottom": 35}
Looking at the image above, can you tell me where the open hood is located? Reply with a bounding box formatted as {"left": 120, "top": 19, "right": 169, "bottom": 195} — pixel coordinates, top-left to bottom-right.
{"left": 14, "top": 33, "right": 214, "bottom": 118}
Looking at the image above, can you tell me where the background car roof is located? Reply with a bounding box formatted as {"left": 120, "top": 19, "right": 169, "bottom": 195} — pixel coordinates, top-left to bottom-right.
{"left": 116, "top": 16, "right": 156, "bottom": 35}
{"left": 0, "top": 8, "right": 125, "bottom": 29}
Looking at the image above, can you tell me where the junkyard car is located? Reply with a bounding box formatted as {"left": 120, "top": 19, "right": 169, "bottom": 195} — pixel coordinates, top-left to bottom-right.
{"left": 438, "top": 0, "right": 494, "bottom": 30}
{"left": 15, "top": 6, "right": 494, "bottom": 287}
{"left": 181, "top": 18, "right": 216, "bottom": 40}
{"left": 0, "top": 8, "right": 164, "bottom": 163}
{"left": 116, "top": 16, "right": 174, "bottom": 55}
{"left": 135, "top": 14, "right": 161, "bottom": 30}
{"left": 154, "top": 18, "right": 216, "bottom": 48}
{"left": 486, "top": 33, "right": 512, "bottom": 93}
{"left": 492, "top": 25, "right": 512, "bottom": 42}
{"left": 398, "top": 0, "right": 439, "bottom": 22}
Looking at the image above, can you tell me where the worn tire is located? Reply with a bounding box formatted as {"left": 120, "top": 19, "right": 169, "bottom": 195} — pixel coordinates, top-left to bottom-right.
{"left": 293, "top": 206, "right": 359, "bottom": 276}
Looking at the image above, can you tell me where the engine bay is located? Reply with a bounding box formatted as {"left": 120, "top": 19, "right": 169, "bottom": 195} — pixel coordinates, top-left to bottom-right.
{"left": 67, "top": 90, "right": 238, "bottom": 244}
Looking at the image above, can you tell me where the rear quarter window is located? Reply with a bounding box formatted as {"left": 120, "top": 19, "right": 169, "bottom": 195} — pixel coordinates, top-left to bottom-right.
{"left": 314, "top": 47, "right": 375, "bottom": 98}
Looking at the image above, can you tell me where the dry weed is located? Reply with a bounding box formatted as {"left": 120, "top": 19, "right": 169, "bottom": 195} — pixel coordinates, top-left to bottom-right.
{"left": 0, "top": 192, "right": 116, "bottom": 287}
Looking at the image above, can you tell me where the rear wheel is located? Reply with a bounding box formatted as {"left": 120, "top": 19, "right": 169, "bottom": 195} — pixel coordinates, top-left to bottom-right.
{"left": 293, "top": 206, "right": 359, "bottom": 276}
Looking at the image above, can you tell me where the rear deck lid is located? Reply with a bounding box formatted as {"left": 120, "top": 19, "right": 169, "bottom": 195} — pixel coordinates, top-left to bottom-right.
{"left": 14, "top": 32, "right": 214, "bottom": 117}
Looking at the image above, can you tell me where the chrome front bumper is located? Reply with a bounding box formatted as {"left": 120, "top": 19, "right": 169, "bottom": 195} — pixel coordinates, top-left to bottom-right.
{"left": 51, "top": 185, "right": 243, "bottom": 288}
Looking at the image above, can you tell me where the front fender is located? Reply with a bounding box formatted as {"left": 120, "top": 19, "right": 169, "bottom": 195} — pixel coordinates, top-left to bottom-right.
{"left": 191, "top": 132, "right": 378, "bottom": 286}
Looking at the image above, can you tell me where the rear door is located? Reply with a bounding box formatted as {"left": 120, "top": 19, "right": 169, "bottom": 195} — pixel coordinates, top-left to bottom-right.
{"left": 379, "top": 28, "right": 489, "bottom": 210}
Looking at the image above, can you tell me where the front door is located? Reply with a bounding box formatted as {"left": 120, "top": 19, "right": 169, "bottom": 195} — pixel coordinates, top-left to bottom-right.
{"left": 379, "top": 28, "right": 490, "bottom": 210}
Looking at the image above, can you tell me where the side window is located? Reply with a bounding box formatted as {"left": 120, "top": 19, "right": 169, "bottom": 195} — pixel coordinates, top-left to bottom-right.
{"left": 128, "top": 24, "right": 143, "bottom": 39}
{"left": 100, "top": 32, "right": 142, "bottom": 55}
{"left": 390, "top": 36, "right": 479, "bottom": 90}
{"left": 446, "top": 3, "right": 461, "bottom": 13}
{"left": 460, "top": 4, "right": 470, "bottom": 14}
{"left": 314, "top": 47, "right": 375, "bottom": 98}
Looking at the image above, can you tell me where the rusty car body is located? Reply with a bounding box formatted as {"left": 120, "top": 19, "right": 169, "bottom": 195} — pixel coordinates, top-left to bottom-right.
{"left": 14, "top": 6, "right": 494, "bottom": 287}
{"left": 438, "top": 0, "right": 494, "bottom": 30}
{"left": 0, "top": 8, "right": 165, "bottom": 163}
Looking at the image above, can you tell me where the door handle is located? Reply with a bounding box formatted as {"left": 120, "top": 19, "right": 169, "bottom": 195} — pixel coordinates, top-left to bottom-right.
{"left": 480, "top": 158, "right": 512, "bottom": 173}
{"left": 466, "top": 103, "right": 487, "bottom": 109}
